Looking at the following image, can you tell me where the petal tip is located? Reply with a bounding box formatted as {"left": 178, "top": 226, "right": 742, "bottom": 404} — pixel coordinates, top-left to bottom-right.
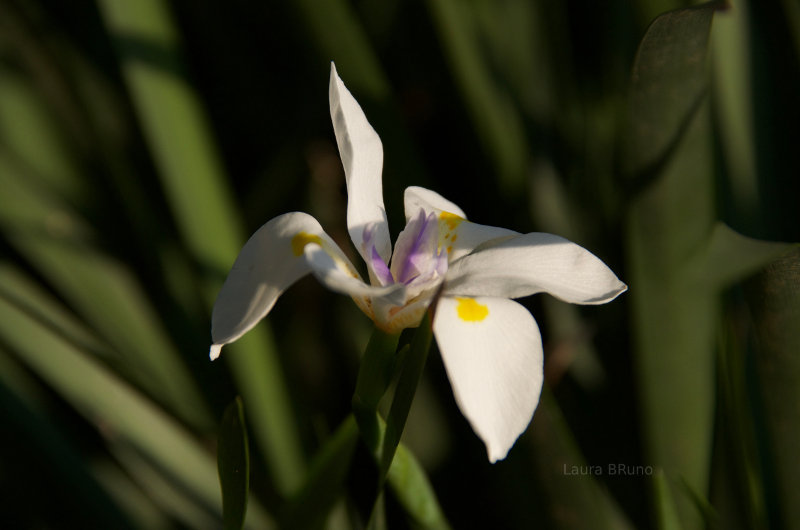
{"left": 487, "top": 443, "right": 510, "bottom": 464}
{"left": 209, "top": 344, "right": 222, "bottom": 361}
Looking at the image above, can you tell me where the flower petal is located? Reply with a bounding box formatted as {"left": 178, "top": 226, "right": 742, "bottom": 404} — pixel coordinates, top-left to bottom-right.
{"left": 404, "top": 186, "right": 519, "bottom": 262}
{"left": 210, "top": 212, "right": 357, "bottom": 358}
{"left": 433, "top": 296, "right": 543, "bottom": 462}
{"left": 404, "top": 186, "right": 466, "bottom": 221}
{"left": 444, "top": 233, "right": 627, "bottom": 304}
{"left": 329, "top": 63, "right": 391, "bottom": 265}
{"left": 303, "top": 243, "right": 406, "bottom": 306}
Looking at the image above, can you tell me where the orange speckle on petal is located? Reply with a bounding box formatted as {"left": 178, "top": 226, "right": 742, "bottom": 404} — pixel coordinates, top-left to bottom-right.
{"left": 455, "top": 297, "right": 489, "bottom": 322}
{"left": 439, "top": 211, "right": 464, "bottom": 231}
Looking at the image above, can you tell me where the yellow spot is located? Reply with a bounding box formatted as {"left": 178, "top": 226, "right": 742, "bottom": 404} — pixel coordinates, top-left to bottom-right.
{"left": 439, "top": 211, "right": 464, "bottom": 230}
{"left": 291, "top": 232, "right": 322, "bottom": 256}
{"left": 455, "top": 297, "right": 489, "bottom": 322}
{"left": 446, "top": 245, "right": 453, "bottom": 254}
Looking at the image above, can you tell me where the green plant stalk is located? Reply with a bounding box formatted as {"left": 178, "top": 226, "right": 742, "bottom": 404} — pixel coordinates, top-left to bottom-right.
{"left": 352, "top": 328, "right": 401, "bottom": 451}
{"left": 380, "top": 313, "right": 433, "bottom": 480}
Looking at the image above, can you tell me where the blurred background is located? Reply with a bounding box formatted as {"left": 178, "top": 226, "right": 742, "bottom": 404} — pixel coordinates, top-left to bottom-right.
{"left": 0, "top": 0, "right": 798, "bottom": 528}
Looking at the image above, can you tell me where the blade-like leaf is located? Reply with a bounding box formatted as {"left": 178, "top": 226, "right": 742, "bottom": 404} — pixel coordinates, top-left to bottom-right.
{"left": 745, "top": 248, "right": 800, "bottom": 528}
{"left": 653, "top": 470, "right": 684, "bottom": 530}
{"left": 686, "top": 223, "right": 795, "bottom": 289}
{"left": 0, "top": 150, "right": 211, "bottom": 431}
{"left": 283, "top": 416, "right": 359, "bottom": 530}
{"left": 352, "top": 328, "right": 401, "bottom": 450}
{"left": 0, "top": 294, "right": 274, "bottom": 529}
{"left": 425, "top": 0, "right": 527, "bottom": 193}
{"left": 620, "top": 2, "right": 720, "bottom": 184}
{"left": 380, "top": 313, "right": 433, "bottom": 480}
{"left": 622, "top": 4, "right": 722, "bottom": 528}
{"left": 95, "top": 0, "right": 306, "bottom": 494}
{"left": 527, "top": 390, "right": 633, "bottom": 530}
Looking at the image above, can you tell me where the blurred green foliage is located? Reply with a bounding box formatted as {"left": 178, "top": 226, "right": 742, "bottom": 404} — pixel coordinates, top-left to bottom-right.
{"left": 0, "top": 0, "right": 798, "bottom": 528}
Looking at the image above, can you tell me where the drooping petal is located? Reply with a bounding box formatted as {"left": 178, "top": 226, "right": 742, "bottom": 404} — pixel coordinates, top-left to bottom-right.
{"left": 329, "top": 63, "right": 391, "bottom": 266}
{"left": 210, "top": 212, "right": 357, "bottom": 358}
{"left": 433, "top": 296, "right": 543, "bottom": 462}
{"left": 302, "top": 243, "right": 406, "bottom": 306}
{"left": 444, "top": 233, "right": 627, "bottom": 304}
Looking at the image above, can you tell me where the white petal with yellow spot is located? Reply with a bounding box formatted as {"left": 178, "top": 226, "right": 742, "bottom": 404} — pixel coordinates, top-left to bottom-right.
{"left": 433, "top": 295, "right": 543, "bottom": 463}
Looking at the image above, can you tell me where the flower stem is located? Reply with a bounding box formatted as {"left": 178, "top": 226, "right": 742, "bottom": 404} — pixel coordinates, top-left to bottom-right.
{"left": 351, "top": 327, "right": 401, "bottom": 450}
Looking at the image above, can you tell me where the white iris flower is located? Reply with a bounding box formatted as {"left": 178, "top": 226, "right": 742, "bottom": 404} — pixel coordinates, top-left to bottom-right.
{"left": 210, "top": 64, "right": 627, "bottom": 462}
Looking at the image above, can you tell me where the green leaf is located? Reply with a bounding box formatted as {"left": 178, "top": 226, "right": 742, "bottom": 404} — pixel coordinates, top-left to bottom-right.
{"left": 686, "top": 223, "right": 795, "bottom": 289}
{"left": 744, "top": 248, "right": 800, "bottom": 528}
{"left": 0, "top": 294, "right": 274, "bottom": 529}
{"left": 283, "top": 416, "right": 359, "bottom": 530}
{"left": 0, "top": 154, "right": 212, "bottom": 431}
{"left": 219, "top": 397, "right": 250, "bottom": 530}
{"left": 290, "top": 0, "right": 389, "bottom": 100}
{"left": 95, "top": 0, "right": 306, "bottom": 495}
{"left": 620, "top": 2, "right": 721, "bottom": 184}
{"left": 527, "top": 390, "right": 633, "bottom": 530}
{"left": 425, "top": 0, "right": 528, "bottom": 193}
{"left": 352, "top": 328, "right": 401, "bottom": 450}
{"left": 380, "top": 312, "right": 433, "bottom": 480}
{"left": 385, "top": 436, "right": 451, "bottom": 530}
{"left": 622, "top": 4, "right": 722, "bottom": 528}
{"left": 653, "top": 470, "right": 684, "bottom": 530}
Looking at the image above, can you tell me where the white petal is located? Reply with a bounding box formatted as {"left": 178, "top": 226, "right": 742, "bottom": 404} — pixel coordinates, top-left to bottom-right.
{"left": 433, "top": 296, "right": 543, "bottom": 462}
{"left": 210, "top": 212, "right": 357, "bottom": 353}
{"left": 403, "top": 186, "right": 519, "bottom": 262}
{"left": 303, "top": 243, "right": 406, "bottom": 306}
{"left": 445, "top": 233, "right": 627, "bottom": 304}
{"left": 404, "top": 186, "right": 466, "bottom": 221}
{"left": 329, "top": 63, "right": 391, "bottom": 265}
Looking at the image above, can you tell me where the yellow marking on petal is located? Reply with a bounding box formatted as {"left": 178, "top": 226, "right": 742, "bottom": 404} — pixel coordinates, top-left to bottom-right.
{"left": 455, "top": 297, "right": 489, "bottom": 322}
{"left": 446, "top": 245, "right": 453, "bottom": 254}
{"left": 438, "top": 212, "right": 464, "bottom": 253}
{"left": 439, "top": 211, "right": 464, "bottom": 230}
{"left": 291, "top": 232, "right": 322, "bottom": 256}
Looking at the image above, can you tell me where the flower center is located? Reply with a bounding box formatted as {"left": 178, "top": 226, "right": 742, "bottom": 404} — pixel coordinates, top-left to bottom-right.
{"left": 364, "top": 210, "right": 448, "bottom": 296}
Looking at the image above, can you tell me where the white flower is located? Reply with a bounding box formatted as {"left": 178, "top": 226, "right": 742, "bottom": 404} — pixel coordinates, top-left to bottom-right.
{"left": 210, "top": 63, "right": 627, "bottom": 462}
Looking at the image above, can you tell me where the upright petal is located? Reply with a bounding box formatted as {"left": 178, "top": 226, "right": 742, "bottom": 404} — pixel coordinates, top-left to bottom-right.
{"left": 210, "top": 212, "right": 356, "bottom": 357}
{"left": 444, "top": 232, "right": 627, "bottom": 304}
{"left": 329, "top": 63, "right": 391, "bottom": 265}
{"left": 404, "top": 187, "right": 518, "bottom": 262}
{"left": 433, "top": 296, "right": 543, "bottom": 462}
{"left": 404, "top": 186, "right": 466, "bottom": 221}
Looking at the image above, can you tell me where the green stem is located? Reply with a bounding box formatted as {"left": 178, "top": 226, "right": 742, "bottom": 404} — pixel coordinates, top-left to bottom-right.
{"left": 351, "top": 327, "right": 401, "bottom": 450}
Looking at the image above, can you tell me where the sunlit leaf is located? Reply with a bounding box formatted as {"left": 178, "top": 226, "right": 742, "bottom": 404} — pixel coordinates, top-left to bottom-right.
{"left": 95, "top": 0, "right": 306, "bottom": 495}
